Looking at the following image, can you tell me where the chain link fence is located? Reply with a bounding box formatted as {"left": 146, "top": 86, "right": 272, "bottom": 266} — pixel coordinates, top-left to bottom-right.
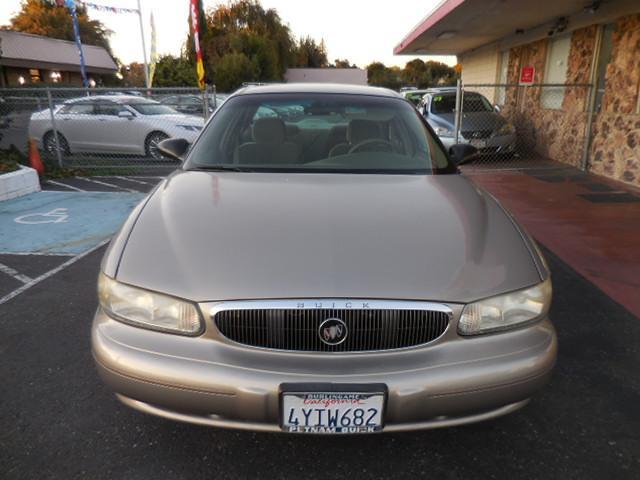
{"left": 419, "top": 82, "right": 594, "bottom": 172}
{"left": 2, "top": 82, "right": 596, "bottom": 174}
{"left": 0, "top": 86, "right": 224, "bottom": 171}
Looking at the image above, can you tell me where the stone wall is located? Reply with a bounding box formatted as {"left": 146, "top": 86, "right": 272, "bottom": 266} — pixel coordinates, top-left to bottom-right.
{"left": 589, "top": 14, "right": 640, "bottom": 185}
{"left": 501, "top": 31, "right": 594, "bottom": 167}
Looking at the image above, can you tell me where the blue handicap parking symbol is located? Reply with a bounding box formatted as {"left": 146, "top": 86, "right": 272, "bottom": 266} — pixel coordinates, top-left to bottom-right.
{"left": 0, "top": 191, "right": 145, "bottom": 255}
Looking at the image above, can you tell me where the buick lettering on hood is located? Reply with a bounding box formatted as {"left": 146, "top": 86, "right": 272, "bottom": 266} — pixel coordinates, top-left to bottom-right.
{"left": 92, "top": 84, "right": 557, "bottom": 434}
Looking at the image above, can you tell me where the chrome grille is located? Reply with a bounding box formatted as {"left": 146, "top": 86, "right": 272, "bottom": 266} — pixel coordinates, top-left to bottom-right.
{"left": 213, "top": 306, "right": 450, "bottom": 352}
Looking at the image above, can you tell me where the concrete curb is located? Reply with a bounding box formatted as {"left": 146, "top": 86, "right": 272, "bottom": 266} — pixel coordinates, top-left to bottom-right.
{"left": 0, "top": 165, "right": 41, "bottom": 201}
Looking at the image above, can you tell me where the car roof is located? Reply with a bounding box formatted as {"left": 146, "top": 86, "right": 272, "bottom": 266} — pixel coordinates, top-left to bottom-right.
{"left": 63, "top": 94, "right": 156, "bottom": 104}
{"left": 233, "top": 83, "right": 402, "bottom": 99}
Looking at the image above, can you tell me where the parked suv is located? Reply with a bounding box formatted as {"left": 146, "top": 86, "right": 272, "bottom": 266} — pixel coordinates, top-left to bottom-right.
{"left": 419, "top": 88, "right": 516, "bottom": 156}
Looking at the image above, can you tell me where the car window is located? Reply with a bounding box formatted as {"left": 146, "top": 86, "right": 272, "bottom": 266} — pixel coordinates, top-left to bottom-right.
{"left": 95, "top": 102, "right": 126, "bottom": 116}
{"left": 162, "top": 96, "right": 179, "bottom": 106}
{"left": 254, "top": 106, "right": 278, "bottom": 119}
{"left": 128, "top": 101, "right": 178, "bottom": 115}
{"left": 431, "top": 93, "right": 493, "bottom": 114}
{"left": 405, "top": 92, "right": 425, "bottom": 106}
{"left": 185, "top": 93, "right": 455, "bottom": 175}
{"left": 183, "top": 96, "right": 201, "bottom": 105}
{"left": 61, "top": 103, "right": 94, "bottom": 114}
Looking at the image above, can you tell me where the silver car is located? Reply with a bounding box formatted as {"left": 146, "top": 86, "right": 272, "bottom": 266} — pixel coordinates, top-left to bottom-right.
{"left": 93, "top": 84, "right": 556, "bottom": 434}
{"left": 419, "top": 89, "right": 517, "bottom": 155}
{"left": 28, "top": 95, "right": 203, "bottom": 159}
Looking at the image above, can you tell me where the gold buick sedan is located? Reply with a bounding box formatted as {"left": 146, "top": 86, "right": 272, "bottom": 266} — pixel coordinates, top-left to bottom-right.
{"left": 92, "top": 84, "right": 557, "bottom": 434}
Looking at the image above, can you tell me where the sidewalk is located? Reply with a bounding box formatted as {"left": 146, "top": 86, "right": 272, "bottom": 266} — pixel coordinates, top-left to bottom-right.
{"left": 467, "top": 167, "right": 640, "bottom": 318}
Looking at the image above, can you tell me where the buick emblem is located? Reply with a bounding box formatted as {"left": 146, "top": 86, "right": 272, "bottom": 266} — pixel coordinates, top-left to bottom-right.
{"left": 318, "top": 318, "right": 348, "bottom": 346}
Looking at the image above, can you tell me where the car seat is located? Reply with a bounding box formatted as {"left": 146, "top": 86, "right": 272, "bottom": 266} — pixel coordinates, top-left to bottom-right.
{"left": 328, "top": 119, "right": 386, "bottom": 157}
{"left": 235, "top": 117, "right": 300, "bottom": 165}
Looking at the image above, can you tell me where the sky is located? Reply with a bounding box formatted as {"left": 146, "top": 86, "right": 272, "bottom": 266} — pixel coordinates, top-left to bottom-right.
{"left": 0, "top": 0, "right": 456, "bottom": 68}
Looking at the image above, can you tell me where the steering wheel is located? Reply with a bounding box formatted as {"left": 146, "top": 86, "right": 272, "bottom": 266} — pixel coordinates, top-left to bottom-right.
{"left": 348, "top": 139, "right": 393, "bottom": 154}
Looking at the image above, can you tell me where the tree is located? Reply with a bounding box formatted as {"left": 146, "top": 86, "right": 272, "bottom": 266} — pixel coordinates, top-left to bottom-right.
{"left": 186, "top": 0, "right": 297, "bottom": 90}
{"left": 367, "top": 59, "right": 457, "bottom": 90}
{"left": 331, "top": 58, "right": 357, "bottom": 68}
{"left": 152, "top": 55, "right": 198, "bottom": 87}
{"left": 121, "top": 62, "right": 146, "bottom": 87}
{"left": 4, "top": 0, "right": 113, "bottom": 55}
{"left": 214, "top": 52, "right": 259, "bottom": 92}
{"left": 292, "top": 37, "right": 328, "bottom": 68}
{"left": 366, "top": 61, "right": 402, "bottom": 90}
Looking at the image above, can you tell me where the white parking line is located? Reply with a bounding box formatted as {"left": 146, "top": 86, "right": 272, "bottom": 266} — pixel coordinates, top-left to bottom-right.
{"left": 45, "top": 180, "right": 86, "bottom": 192}
{"left": 114, "top": 176, "right": 154, "bottom": 186}
{"left": 0, "top": 251, "right": 76, "bottom": 256}
{"left": 75, "top": 176, "right": 139, "bottom": 193}
{"left": 0, "top": 263, "right": 33, "bottom": 284}
{"left": 0, "top": 239, "right": 110, "bottom": 306}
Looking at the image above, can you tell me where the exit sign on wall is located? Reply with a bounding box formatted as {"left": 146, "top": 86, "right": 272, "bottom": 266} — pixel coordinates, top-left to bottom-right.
{"left": 520, "top": 66, "right": 535, "bottom": 85}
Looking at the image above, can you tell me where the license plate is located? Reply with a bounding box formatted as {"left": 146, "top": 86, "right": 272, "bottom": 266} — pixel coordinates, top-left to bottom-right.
{"left": 281, "top": 387, "right": 385, "bottom": 434}
{"left": 470, "top": 139, "right": 486, "bottom": 148}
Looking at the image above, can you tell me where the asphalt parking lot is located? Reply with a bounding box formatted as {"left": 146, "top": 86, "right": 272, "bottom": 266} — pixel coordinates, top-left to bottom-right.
{"left": 1, "top": 177, "right": 639, "bottom": 479}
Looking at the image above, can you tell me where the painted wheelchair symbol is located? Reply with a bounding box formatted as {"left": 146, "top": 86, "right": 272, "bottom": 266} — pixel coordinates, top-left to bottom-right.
{"left": 14, "top": 208, "right": 69, "bottom": 225}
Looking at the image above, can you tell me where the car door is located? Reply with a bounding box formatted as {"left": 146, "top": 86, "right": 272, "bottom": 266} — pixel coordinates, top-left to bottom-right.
{"left": 179, "top": 96, "right": 203, "bottom": 115}
{"left": 92, "top": 100, "right": 141, "bottom": 153}
{"left": 56, "top": 100, "right": 100, "bottom": 152}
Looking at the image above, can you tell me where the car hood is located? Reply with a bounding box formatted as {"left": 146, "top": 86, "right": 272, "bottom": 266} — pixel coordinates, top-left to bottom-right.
{"left": 146, "top": 114, "right": 204, "bottom": 125}
{"left": 431, "top": 112, "right": 506, "bottom": 133}
{"left": 115, "top": 171, "right": 541, "bottom": 303}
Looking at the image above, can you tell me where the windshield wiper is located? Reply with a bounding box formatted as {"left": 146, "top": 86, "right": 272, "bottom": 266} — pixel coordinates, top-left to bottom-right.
{"left": 190, "top": 165, "right": 254, "bottom": 172}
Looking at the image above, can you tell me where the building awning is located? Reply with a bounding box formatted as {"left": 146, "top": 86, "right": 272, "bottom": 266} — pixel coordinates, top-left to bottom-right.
{"left": 0, "top": 30, "right": 117, "bottom": 74}
{"left": 394, "top": 0, "right": 639, "bottom": 56}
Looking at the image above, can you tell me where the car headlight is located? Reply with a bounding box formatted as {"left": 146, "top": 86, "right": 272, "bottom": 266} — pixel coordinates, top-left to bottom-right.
{"left": 496, "top": 123, "right": 515, "bottom": 135}
{"left": 434, "top": 126, "right": 455, "bottom": 137}
{"left": 177, "top": 125, "right": 202, "bottom": 132}
{"left": 98, "top": 273, "right": 203, "bottom": 335}
{"left": 458, "top": 278, "right": 551, "bottom": 335}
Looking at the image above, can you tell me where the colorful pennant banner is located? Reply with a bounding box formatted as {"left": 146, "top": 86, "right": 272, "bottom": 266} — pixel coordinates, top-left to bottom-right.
{"left": 43, "top": 0, "right": 139, "bottom": 14}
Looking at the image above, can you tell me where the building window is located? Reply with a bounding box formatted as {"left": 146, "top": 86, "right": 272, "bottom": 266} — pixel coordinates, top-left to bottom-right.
{"left": 541, "top": 34, "right": 571, "bottom": 109}
{"left": 496, "top": 50, "right": 510, "bottom": 105}
{"left": 29, "top": 68, "right": 41, "bottom": 83}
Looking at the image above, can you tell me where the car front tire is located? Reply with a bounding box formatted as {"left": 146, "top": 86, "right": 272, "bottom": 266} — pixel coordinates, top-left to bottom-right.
{"left": 145, "top": 131, "right": 170, "bottom": 160}
{"left": 43, "top": 131, "right": 70, "bottom": 155}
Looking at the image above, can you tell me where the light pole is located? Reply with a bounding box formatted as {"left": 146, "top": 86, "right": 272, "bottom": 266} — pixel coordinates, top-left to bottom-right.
{"left": 136, "top": 0, "right": 150, "bottom": 89}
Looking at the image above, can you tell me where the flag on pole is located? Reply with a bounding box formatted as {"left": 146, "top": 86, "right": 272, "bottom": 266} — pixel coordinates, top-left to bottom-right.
{"left": 64, "top": 0, "right": 89, "bottom": 87}
{"left": 149, "top": 11, "right": 158, "bottom": 87}
{"left": 189, "top": 0, "right": 206, "bottom": 89}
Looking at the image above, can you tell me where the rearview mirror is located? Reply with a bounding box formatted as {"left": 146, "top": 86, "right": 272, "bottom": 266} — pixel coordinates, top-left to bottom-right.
{"left": 449, "top": 144, "right": 479, "bottom": 166}
{"left": 118, "top": 110, "right": 134, "bottom": 119}
{"left": 158, "top": 137, "right": 190, "bottom": 161}
{"left": 494, "top": 104, "right": 501, "bottom": 113}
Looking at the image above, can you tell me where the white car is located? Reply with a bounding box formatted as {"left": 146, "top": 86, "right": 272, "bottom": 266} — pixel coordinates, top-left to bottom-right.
{"left": 28, "top": 96, "right": 204, "bottom": 160}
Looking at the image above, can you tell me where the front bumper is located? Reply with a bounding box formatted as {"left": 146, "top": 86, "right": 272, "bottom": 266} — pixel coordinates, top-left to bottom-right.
{"left": 92, "top": 307, "right": 557, "bottom": 432}
{"left": 439, "top": 134, "right": 516, "bottom": 155}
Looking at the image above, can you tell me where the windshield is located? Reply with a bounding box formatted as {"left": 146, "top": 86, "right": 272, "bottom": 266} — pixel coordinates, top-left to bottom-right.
{"left": 185, "top": 93, "right": 454, "bottom": 174}
{"left": 405, "top": 91, "right": 425, "bottom": 106}
{"left": 431, "top": 93, "right": 493, "bottom": 114}
{"left": 128, "top": 101, "right": 179, "bottom": 115}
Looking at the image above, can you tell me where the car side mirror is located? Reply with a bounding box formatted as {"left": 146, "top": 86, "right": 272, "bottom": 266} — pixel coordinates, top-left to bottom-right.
{"left": 494, "top": 104, "right": 501, "bottom": 113}
{"left": 118, "top": 110, "right": 134, "bottom": 119}
{"left": 158, "top": 137, "right": 190, "bottom": 161}
{"left": 449, "top": 144, "right": 479, "bottom": 166}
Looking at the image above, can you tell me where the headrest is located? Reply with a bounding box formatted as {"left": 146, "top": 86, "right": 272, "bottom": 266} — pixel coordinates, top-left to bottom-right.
{"left": 252, "top": 117, "right": 285, "bottom": 144}
{"left": 347, "top": 119, "right": 383, "bottom": 145}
